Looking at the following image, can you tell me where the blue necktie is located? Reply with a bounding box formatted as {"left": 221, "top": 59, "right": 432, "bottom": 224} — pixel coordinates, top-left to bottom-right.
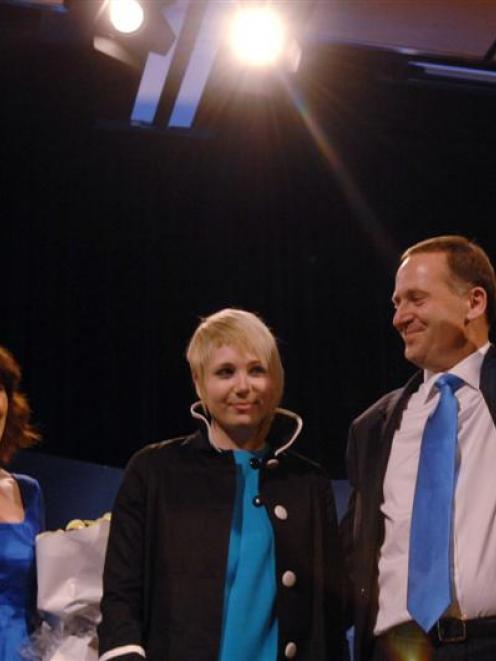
{"left": 407, "top": 373, "right": 464, "bottom": 632}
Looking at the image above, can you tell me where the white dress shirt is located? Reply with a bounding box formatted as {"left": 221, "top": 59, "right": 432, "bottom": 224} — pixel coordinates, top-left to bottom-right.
{"left": 375, "top": 343, "right": 496, "bottom": 634}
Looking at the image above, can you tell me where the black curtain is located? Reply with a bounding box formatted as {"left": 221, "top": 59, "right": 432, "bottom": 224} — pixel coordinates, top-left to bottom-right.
{"left": 1, "top": 39, "right": 495, "bottom": 475}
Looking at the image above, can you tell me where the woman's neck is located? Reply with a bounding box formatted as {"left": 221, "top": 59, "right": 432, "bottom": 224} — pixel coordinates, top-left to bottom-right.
{"left": 210, "top": 420, "right": 267, "bottom": 452}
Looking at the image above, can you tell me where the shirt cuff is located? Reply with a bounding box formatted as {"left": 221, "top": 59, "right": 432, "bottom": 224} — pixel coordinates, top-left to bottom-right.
{"left": 99, "top": 644, "right": 146, "bottom": 661}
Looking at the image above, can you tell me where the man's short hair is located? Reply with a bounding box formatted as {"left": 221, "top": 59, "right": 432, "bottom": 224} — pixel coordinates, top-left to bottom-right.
{"left": 186, "top": 308, "right": 284, "bottom": 407}
{"left": 401, "top": 235, "right": 496, "bottom": 328}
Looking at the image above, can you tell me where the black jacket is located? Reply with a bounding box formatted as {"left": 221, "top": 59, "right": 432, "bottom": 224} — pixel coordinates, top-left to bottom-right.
{"left": 98, "top": 418, "right": 349, "bottom": 661}
{"left": 340, "top": 345, "right": 496, "bottom": 661}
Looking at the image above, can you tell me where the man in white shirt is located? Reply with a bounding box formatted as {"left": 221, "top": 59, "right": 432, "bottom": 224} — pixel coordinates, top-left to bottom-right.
{"left": 342, "top": 235, "right": 496, "bottom": 661}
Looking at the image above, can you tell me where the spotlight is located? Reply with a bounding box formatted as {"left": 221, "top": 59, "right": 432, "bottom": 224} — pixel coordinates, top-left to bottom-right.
{"left": 228, "top": 6, "right": 286, "bottom": 67}
{"left": 108, "top": 0, "right": 144, "bottom": 35}
{"left": 62, "top": 0, "right": 174, "bottom": 66}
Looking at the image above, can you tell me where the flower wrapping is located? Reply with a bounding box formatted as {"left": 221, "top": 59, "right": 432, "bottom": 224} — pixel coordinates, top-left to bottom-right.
{"left": 33, "top": 517, "right": 110, "bottom": 660}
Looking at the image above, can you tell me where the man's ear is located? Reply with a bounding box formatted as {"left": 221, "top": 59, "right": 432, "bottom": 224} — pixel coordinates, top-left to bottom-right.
{"left": 466, "top": 286, "right": 487, "bottom": 321}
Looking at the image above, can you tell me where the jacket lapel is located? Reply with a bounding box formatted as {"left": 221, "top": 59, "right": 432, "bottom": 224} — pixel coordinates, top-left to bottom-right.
{"left": 358, "top": 370, "right": 423, "bottom": 649}
{"left": 376, "top": 371, "right": 423, "bottom": 491}
{"left": 361, "top": 371, "right": 423, "bottom": 557}
{"left": 480, "top": 344, "right": 496, "bottom": 426}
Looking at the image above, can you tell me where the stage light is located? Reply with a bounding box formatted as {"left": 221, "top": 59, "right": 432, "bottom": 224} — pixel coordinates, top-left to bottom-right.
{"left": 228, "top": 6, "right": 286, "bottom": 67}
{"left": 108, "top": 0, "right": 144, "bottom": 35}
{"left": 62, "top": 0, "right": 174, "bottom": 65}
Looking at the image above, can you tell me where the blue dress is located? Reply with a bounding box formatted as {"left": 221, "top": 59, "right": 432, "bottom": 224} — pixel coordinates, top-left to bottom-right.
{"left": 0, "top": 474, "right": 43, "bottom": 661}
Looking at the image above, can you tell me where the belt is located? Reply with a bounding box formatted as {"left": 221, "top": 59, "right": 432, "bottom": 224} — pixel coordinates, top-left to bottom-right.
{"left": 382, "top": 617, "right": 496, "bottom": 645}
{"left": 432, "top": 617, "right": 496, "bottom": 643}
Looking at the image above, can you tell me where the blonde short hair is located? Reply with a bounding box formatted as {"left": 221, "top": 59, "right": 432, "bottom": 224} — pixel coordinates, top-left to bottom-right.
{"left": 186, "top": 308, "right": 284, "bottom": 407}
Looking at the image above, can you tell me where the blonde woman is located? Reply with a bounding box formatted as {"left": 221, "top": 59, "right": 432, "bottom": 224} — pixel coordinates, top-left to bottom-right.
{"left": 99, "top": 309, "right": 348, "bottom": 661}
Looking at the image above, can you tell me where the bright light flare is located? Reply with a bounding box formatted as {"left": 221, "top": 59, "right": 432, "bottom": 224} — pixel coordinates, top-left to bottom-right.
{"left": 228, "top": 7, "right": 286, "bottom": 67}
{"left": 108, "top": 0, "right": 145, "bottom": 34}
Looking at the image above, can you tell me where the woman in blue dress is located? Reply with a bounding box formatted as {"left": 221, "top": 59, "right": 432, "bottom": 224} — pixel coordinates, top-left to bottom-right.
{"left": 0, "top": 346, "right": 43, "bottom": 661}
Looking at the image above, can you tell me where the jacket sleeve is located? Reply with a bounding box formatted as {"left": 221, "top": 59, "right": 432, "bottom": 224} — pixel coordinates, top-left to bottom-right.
{"left": 323, "top": 477, "right": 351, "bottom": 661}
{"left": 98, "top": 451, "right": 149, "bottom": 661}
{"left": 339, "top": 421, "right": 360, "bottom": 631}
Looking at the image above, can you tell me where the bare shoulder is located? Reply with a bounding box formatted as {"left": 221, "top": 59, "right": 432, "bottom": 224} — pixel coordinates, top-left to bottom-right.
{"left": 0, "top": 469, "right": 24, "bottom": 521}
{"left": 0, "top": 468, "right": 17, "bottom": 491}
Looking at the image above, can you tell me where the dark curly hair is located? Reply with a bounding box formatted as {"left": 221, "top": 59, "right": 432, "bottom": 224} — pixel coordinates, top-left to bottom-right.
{"left": 0, "top": 346, "right": 40, "bottom": 465}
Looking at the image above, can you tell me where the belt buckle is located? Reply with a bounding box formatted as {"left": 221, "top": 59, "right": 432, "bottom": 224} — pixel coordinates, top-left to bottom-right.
{"left": 436, "top": 618, "right": 467, "bottom": 643}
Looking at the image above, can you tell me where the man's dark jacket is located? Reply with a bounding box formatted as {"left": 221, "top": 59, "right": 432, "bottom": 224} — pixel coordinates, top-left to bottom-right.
{"left": 340, "top": 345, "right": 496, "bottom": 661}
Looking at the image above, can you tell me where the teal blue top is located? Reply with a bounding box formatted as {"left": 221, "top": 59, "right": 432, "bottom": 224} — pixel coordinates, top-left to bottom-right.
{"left": 218, "top": 450, "right": 278, "bottom": 661}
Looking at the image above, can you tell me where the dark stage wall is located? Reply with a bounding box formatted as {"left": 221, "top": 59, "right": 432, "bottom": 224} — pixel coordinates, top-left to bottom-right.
{"left": 1, "top": 38, "right": 495, "bottom": 475}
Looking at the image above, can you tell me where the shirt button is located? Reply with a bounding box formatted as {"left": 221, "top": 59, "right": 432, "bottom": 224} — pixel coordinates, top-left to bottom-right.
{"left": 282, "top": 570, "right": 297, "bottom": 587}
{"left": 274, "top": 505, "right": 288, "bottom": 520}
{"left": 285, "top": 642, "right": 297, "bottom": 658}
{"left": 266, "top": 458, "right": 280, "bottom": 470}
{"left": 252, "top": 495, "right": 263, "bottom": 507}
{"left": 250, "top": 457, "right": 261, "bottom": 469}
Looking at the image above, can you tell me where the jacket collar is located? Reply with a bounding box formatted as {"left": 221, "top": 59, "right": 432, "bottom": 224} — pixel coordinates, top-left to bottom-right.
{"left": 381, "top": 370, "right": 423, "bottom": 442}
{"left": 480, "top": 343, "right": 496, "bottom": 425}
{"left": 189, "top": 401, "right": 303, "bottom": 456}
{"left": 378, "top": 344, "right": 496, "bottom": 472}
{"left": 371, "top": 370, "right": 424, "bottom": 495}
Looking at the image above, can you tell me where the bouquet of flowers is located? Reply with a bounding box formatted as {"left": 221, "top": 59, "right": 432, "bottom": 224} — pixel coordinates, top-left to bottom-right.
{"left": 32, "top": 515, "right": 111, "bottom": 661}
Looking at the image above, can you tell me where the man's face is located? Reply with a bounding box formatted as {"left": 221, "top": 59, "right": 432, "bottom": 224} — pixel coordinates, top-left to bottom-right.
{"left": 392, "top": 252, "right": 472, "bottom": 372}
{"left": 0, "top": 384, "right": 8, "bottom": 442}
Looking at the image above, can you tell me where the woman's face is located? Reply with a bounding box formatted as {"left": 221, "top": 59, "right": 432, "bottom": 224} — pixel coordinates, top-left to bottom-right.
{"left": 198, "top": 344, "right": 276, "bottom": 440}
{"left": 0, "top": 384, "right": 8, "bottom": 442}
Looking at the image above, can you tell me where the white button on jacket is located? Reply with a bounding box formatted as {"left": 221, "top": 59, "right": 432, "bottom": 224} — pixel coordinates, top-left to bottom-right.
{"left": 285, "top": 641, "right": 297, "bottom": 658}
{"left": 282, "top": 571, "right": 297, "bottom": 587}
{"left": 274, "top": 505, "right": 288, "bottom": 520}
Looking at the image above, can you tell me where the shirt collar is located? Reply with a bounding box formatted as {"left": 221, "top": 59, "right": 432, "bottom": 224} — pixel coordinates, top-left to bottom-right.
{"left": 421, "top": 342, "right": 491, "bottom": 403}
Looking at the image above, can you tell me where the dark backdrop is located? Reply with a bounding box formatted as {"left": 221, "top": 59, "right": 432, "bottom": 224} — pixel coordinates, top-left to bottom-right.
{"left": 1, "top": 34, "right": 495, "bottom": 475}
